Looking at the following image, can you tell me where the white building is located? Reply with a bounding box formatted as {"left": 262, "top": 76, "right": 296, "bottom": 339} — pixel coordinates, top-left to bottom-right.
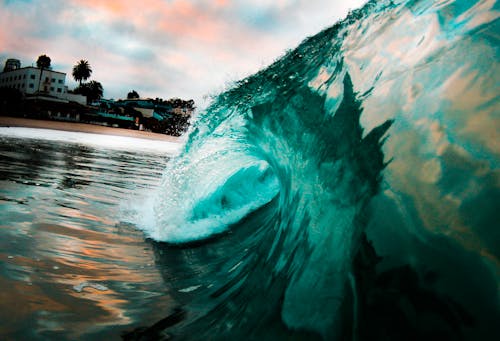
{"left": 0, "top": 58, "right": 86, "bottom": 105}
{"left": 0, "top": 66, "right": 66, "bottom": 96}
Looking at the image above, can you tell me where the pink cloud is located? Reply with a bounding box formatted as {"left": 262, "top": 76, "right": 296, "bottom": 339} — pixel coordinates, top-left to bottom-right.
{"left": 1, "top": 0, "right": 367, "bottom": 106}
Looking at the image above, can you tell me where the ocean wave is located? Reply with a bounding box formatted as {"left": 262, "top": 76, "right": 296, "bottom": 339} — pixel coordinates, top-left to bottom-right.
{"left": 129, "top": 0, "right": 499, "bottom": 339}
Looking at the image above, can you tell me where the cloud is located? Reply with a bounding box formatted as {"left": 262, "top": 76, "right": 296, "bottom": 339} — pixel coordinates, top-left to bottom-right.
{"left": 0, "top": 0, "right": 367, "bottom": 107}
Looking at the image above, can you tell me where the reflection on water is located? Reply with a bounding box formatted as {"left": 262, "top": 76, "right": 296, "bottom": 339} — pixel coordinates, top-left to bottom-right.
{"left": 0, "top": 133, "right": 178, "bottom": 339}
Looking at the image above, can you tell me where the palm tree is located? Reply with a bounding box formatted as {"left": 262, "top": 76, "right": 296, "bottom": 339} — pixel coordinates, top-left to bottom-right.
{"left": 74, "top": 80, "right": 103, "bottom": 104}
{"left": 86, "top": 80, "right": 103, "bottom": 103}
{"left": 36, "top": 54, "right": 51, "bottom": 69}
{"left": 72, "top": 60, "right": 92, "bottom": 85}
{"left": 36, "top": 54, "right": 51, "bottom": 93}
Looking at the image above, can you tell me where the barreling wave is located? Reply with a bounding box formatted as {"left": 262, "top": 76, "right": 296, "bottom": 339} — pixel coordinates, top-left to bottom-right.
{"left": 131, "top": 0, "right": 499, "bottom": 339}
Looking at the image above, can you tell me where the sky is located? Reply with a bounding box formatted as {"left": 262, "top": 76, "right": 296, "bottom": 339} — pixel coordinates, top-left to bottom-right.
{"left": 0, "top": 0, "right": 366, "bottom": 109}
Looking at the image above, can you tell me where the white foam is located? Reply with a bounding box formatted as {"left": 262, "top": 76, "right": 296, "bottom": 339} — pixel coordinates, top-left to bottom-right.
{"left": 178, "top": 284, "right": 202, "bottom": 293}
{"left": 73, "top": 282, "right": 109, "bottom": 293}
{"left": 0, "top": 127, "right": 181, "bottom": 155}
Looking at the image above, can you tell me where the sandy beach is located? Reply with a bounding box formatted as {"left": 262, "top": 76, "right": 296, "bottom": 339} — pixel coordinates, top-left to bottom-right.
{"left": 0, "top": 116, "right": 180, "bottom": 142}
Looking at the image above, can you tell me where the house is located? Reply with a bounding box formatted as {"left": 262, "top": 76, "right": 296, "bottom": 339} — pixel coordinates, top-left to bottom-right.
{"left": 92, "top": 97, "right": 194, "bottom": 135}
{"left": 0, "top": 58, "right": 86, "bottom": 105}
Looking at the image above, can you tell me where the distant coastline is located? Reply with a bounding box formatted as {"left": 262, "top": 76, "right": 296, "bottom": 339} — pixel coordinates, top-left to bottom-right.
{"left": 0, "top": 116, "right": 179, "bottom": 142}
{"left": 1, "top": 56, "right": 195, "bottom": 137}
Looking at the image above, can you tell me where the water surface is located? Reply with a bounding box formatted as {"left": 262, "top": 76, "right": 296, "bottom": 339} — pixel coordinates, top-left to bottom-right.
{"left": 0, "top": 128, "right": 180, "bottom": 339}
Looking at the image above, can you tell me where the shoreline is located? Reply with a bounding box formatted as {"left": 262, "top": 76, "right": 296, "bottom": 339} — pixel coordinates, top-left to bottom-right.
{"left": 0, "top": 116, "right": 180, "bottom": 142}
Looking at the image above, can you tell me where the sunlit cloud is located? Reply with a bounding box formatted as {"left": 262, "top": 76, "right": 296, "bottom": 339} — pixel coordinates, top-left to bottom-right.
{"left": 0, "top": 0, "right": 367, "bottom": 108}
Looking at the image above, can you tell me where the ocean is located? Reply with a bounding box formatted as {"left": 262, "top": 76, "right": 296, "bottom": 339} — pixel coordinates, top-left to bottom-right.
{"left": 1, "top": 0, "right": 499, "bottom": 339}
{"left": 0, "top": 128, "right": 182, "bottom": 339}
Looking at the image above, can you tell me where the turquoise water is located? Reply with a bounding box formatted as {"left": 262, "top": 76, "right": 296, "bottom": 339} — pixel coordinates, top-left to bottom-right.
{"left": 2, "top": 0, "right": 500, "bottom": 339}
{"left": 137, "top": 0, "right": 498, "bottom": 339}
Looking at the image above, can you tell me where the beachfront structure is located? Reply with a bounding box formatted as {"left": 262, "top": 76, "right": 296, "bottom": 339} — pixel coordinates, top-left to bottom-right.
{"left": 93, "top": 97, "right": 193, "bottom": 135}
{"left": 0, "top": 58, "right": 86, "bottom": 105}
{"left": 101, "top": 98, "right": 194, "bottom": 121}
{"left": 3, "top": 58, "right": 21, "bottom": 72}
{"left": 0, "top": 65, "right": 65, "bottom": 96}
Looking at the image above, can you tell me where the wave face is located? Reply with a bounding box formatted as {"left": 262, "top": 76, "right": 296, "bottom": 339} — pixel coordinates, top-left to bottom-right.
{"left": 136, "top": 0, "right": 499, "bottom": 339}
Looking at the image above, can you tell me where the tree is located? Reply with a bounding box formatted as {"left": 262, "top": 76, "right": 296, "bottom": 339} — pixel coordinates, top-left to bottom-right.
{"left": 36, "top": 54, "right": 51, "bottom": 69}
{"left": 127, "top": 90, "right": 140, "bottom": 99}
{"left": 72, "top": 60, "right": 92, "bottom": 85}
{"left": 86, "top": 80, "right": 103, "bottom": 103}
{"left": 74, "top": 80, "right": 103, "bottom": 104}
{"left": 36, "top": 54, "right": 51, "bottom": 94}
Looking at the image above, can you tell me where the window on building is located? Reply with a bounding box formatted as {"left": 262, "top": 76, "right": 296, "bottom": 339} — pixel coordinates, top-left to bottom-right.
{"left": 29, "top": 84, "right": 34, "bottom": 88}
{"left": 51, "top": 78, "right": 55, "bottom": 82}
{"left": 58, "top": 79, "right": 63, "bottom": 84}
{"left": 23, "top": 75, "right": 26, "bottom": 79}
{"left": 57, "top": 88, "right": 62, "bottom": 93}
{"left": 45, "top": 77, "right": 49, "bottom": 82}
{"left": 44, "top": 86, "right": 48, "bottom": 91}
{"left": 30, "top": 75, "right": 35, "bottom": 79}
{"left": 50, "top": 87, "right": 55, "bottom": 91}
